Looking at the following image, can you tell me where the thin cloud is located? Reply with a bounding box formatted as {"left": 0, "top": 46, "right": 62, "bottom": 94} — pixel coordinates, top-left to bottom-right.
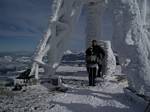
{"left": 0, "top": 0, "right": 52, "bottom": 38}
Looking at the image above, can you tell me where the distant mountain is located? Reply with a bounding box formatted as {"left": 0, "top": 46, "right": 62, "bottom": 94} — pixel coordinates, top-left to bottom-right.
{"left": 62, "top": 52, "right": 85, "bottom": 62}
{"left": 61, "top": 51, "right": 85, "bottom": 66}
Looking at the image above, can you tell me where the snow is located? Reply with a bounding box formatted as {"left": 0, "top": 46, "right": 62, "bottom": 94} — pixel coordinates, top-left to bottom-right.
{"left": 0, "top": 65, "right": 146, "bottom": 112}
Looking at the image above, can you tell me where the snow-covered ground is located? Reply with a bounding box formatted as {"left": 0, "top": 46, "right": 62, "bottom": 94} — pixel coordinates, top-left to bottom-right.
{"left": 0, "top": 65, "right": 146, "bottom": 112}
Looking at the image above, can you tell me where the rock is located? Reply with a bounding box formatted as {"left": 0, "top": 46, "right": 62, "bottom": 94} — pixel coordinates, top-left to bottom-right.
{"left": 16, "top": 68, "right": 33, "bottom": 80}
{"left": 12, "top": 84, "right": 22, "bottom": 91}
{"left": 51, "top": 77, "right": 60, "bottom": 86}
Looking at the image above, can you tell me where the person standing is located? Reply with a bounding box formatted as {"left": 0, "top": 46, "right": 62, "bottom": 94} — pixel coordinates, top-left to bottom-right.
{"left": 91, "top": 40, "right": 105, "bottom": 78}
{"left": 86, "top": 46, "right": 98, "bottom": 86}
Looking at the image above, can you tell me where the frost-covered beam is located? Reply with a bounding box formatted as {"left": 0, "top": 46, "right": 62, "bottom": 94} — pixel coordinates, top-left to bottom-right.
{"left": 45, "top": 0, "right": 84, "bottom": 79}
{"left": 30, "top": 0, "right": 84, "bottom": 80}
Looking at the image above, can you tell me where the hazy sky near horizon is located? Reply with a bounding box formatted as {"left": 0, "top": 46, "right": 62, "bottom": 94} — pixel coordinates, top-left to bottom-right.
{"left": 0, "top": 0, "right": 112, "bottom": 52}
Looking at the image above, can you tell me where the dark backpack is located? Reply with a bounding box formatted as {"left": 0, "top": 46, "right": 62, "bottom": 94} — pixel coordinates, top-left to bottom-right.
{"left": 86, "top": 47, "right": 97, "bottom": 64}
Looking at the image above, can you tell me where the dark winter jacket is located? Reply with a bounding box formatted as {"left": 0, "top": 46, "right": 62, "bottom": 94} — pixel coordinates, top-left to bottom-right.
{"left": 85, "top": 45, "right": 105, "bottom": 65}
{"left": 92, "top": 45, "right": 105, "bottom": 59}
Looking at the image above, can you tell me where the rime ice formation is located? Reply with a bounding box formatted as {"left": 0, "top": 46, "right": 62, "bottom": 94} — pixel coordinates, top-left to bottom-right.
{"left": 111, "top": 0, "right": 150, "bottom": 97}
{"left": 30, "top": 0, "right": 150, "bottom": 97}
{"left": 98, "top": 40, "right": 116, "bottom": 76}
{"left": 30, "top": 0, "right": 84, "bottom": 80}
{"left": 104, "top": 41, "right": 116, "bottom": 76}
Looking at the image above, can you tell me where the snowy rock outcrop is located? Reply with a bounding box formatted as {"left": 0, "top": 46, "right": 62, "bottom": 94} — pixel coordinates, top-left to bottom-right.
{"left": 111, "top": 0, "right": 150, "bottom": 97}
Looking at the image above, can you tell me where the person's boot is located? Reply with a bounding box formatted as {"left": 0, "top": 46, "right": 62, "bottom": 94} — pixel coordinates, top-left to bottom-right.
{"left": 89, "top": 83, "right": 92, "bottom": 86}
{"left": 91, "top": 77, "right": 95, "bottom": 86}
{"left": 92, "top": 79, "right": 96, "bottom": 86}
{"left": 89, "top": 78, "right": 92, "bottom": 86}
{"left": 97, "top": 72, "right": 102, "bottom": 78}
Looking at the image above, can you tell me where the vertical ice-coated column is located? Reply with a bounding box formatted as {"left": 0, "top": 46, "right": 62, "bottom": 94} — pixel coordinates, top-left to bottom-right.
{"left": 45, "top": 0, "right": 84, "bottom": 79}
{"left": 112, "top": 0, "right": 150, "bottom": 97}
{"left": 85, "top": 1, "right": 105, "bottom": 48}
{"left": 29, "top": 21, "right": 52, "bottom": 80}
{"left": 30, "top": 0, "right": 84, "bottom": 81}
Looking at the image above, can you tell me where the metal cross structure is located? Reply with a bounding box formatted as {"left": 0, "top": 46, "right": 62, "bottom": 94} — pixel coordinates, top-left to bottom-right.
{"left": 29, "top": 0, "right": 150, "bottom": 98}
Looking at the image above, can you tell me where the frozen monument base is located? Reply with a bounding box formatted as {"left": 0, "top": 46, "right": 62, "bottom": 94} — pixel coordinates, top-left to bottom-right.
{"left": 29, "top": 0, "right": 150, "bottom": 98}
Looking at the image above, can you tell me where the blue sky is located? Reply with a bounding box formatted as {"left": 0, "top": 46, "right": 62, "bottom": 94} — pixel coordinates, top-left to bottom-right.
{"left": 0, "top": 0, "right": 113, "bottom": 53}
{"left": 0, "top": 0, "right": 49, "bottom": 52}
{"left": 0, "top": 0, "right": 87, "bottom": 52}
